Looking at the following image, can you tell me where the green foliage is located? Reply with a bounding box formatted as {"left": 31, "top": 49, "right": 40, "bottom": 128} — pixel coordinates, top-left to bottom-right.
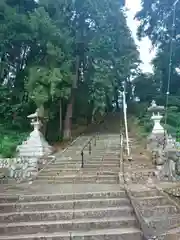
{"left": 134, "top": 102, "right": 153, "bottom": 133}
{"left": 133, "top": 1, "right": 180, "bottom": 134}
{"left": 0, "top": 126, "right": 29, "bottom": 157}
{"left": 133, "top": 73, "right": 159, "bottom": 102}
{"left": 0, "top": 0, "right": 140, "bottom": 151}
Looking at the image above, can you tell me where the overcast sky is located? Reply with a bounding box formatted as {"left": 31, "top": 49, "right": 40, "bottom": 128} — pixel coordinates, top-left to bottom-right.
{"left": 125, "top": 0, "right": 155, "bottom": 73}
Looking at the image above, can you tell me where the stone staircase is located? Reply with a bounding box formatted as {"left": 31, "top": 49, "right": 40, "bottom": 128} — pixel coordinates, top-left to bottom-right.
{"left": 0, "top": 190, "right": 143, "bottom": 240}
{"left": 126, "top": 186, "right": 180, "bottom": 239}
{"left": 1, "top": 113, "right": 180, "bottom": 239}
{"left": 122, "top": 137, "right": 180, "bottom": 239}
{"left": 36, "top": 135, "right": 121, "bottom": 184}
{"left": 0, "top": 127, "right": 143, "bottom": 240}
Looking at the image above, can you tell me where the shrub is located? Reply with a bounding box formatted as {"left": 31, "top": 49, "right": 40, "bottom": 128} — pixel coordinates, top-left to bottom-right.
{"left": 0, "top": 131, "right": 29, "bottom": 158}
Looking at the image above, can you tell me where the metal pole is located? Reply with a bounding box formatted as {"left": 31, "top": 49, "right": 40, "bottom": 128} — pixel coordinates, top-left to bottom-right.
{"left": 122, "top": 89, "right": 130, "bottom": 157}
{"left": 89, "top": 141, "right": 91, "bottom": 155}
{"left": 94, "top": 136, "right": 96, "bottom": 146}
{"left": 120, "top": 133, "right": 123, "bottom": 161}
{"left": 173, "top": 0, "right": 179, "bottom": 6}
{"left": 81, "top": 151, "right": 84, "bottom": 168}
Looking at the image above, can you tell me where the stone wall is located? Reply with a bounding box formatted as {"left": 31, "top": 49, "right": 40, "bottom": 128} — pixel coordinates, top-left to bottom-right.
{"left": 0, "top": 154, "right": 54, "bottom": 183}
{"left": 148, "top": 133, "right": 180, "bottom": 182}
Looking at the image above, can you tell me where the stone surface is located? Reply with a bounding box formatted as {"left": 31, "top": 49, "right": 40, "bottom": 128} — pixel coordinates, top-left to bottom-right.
{"left": 0, "top": 228, "right": 143, "bottom": 240}
{"left": 121, "top": 132, "right": 180, "bottom": 239}
{"left": 1, "top": 113, "right": 180, "bottom": 239}
{"left": 0, "top": 126, "right": 143, "bottom": 240}
{"left": 155, "top": 147, "right": 180, "bottom": 181}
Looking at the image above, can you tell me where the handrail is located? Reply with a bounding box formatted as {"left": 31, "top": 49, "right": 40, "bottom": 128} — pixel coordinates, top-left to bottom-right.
{"left": 80, "top": 133, "right": 99, "bottom": 168}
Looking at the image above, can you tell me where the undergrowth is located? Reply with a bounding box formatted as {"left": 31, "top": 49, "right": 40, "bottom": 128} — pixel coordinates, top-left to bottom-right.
{"left": 0, "top": 125, "right": 29, "bottom": 158}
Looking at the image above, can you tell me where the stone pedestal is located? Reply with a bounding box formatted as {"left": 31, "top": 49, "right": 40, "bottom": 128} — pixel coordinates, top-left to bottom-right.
{"left": 151, "top": 113, "right": 164, "bottom": 134}
{"left": 152, "top": 133, "right": 180, "bottom": 181}
{"left": 147, "top": 133, "right": 165, "bottom": 151}
{"left": 17, "top": 123, "right": 52, "bottom": 158}
{"left": 159, "top": 148, "right": 180, "bottom": 181}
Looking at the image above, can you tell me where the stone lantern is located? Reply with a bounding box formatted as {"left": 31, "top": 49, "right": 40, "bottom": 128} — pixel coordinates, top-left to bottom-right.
{"left": 148, "top": 100, "right": 165, "bottom": 135}
{"left": 15, "top": 109, "right": 53, "bottom": 181}
{"left": 147, "top": 100, "right": 166, "bottom": 151}
{"left": 17, "top": 110, "right": 52, "bottom": 157}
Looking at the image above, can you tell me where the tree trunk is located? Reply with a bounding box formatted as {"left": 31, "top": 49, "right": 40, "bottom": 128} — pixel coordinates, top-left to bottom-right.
{"left": 0, "top": 53, "right": 6, "bottom": 83}
{"left": 42, "top": 107, "right": 48, "bottom": 138}
{"left": 63, "top": 95, "right": 73, "bottom": 140}
{"left": 63, "top": 55, "right": 80, "bottom": 140}
{"left": 87, "top": 100, "right": 94, "bottom": 125}
{"left": 114, "top": 87, "right": 119, "bottom": 111}
{"left": 59, "top": 98, "right": 62, "bottom": 139}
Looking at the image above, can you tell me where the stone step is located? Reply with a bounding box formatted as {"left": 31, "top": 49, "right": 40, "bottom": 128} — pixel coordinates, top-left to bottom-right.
{"left": 0, "top": 191, "right": 126, "bottom": 203}
{"left": 85, "top": 163, "right": 120, "bottom": 168}
{"left": 54, "top": 158, "right": 119, "bottom": 163}
{"left": 46, "top": 163, "right": 81, "bottom": 168}
{"left": 39, "top": 169, "right": 80, "bottom": 175}
{"left": 125, "top": 174, "right": 155, "bottom": 184}
{"left": 37, "top": 174, "right": 118, "bottom": 181}
{"left": 0, "top": 227, "right": 143, "bottom": 240}
{"left": 55, "top": 158, "right": 119, "bottom": 163}
{"left": 89, "top": 155, "right": 119, "bottom": 158}
{"left": 141, "top": 205, "right": 180, "bottom": 218}
{"left": 0, "top": 206, "right": 134, "bottom": 223}
{"left": 46, "top": 163, "right": 120, "bottom": 169}
{"left": 87, "top": 151, "right": 106, "bottom": 154}
{"left": 147, "top": 214, "right": 180, "bottom": 231}
{"left": 124, "top": 166, "right": 154, "bottom": 172}
{"left": 35, "top": 178, "right": 118, "bottom": 184}
{"left": 124, "top": 167, "right": 154, "bottom": 173}
{"left": 129, "top": 169, "right": 155, "bottom": 174}
{"left": 105, "top": 151, "right": 120, "bottom": 154}
{"left": 91, "top": 160, "right": 119, "bottom": 163}
{"left": 123, "top": 163, "right": 153, "bottom": 168}
{"left": 40, "top": 169, "right": 119, "bottom": 175}
{"left": 130, "top": 189, "right": 163, "bottom": 198}
{"left": 137, "top": 196, "right": 171, "bottom": 208}
{"left": 0, "top": 197, "right": 130, "bottom": 212}
{"left": 52, "top": 161, "right": 119, "bottom": 167}
{"left": 53, "top": 160, "right": 80, "bottom": 164}
{"left": 54, "top": 159, "right": 82, "bottom": 163}
{"left": 0, "top": 216, "right": 138, "bottom": 235}
{"left": 103, "top": 157, "right": 120, "bottom": 161}
{"left": 40, "top": 167, "right": 120, "bottom": 174}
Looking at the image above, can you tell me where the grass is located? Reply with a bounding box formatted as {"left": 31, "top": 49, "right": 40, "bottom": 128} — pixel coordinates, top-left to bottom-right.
{"left": 0, "top": 125, "right": 29, "bottom": 158}
{"left": 129, "top": 116, "right": 151, "bottom": 141}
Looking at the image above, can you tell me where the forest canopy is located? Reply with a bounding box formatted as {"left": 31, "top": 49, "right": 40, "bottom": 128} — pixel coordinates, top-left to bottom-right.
{"left": 0, "top": 0, "right": 139, "bottom": 156}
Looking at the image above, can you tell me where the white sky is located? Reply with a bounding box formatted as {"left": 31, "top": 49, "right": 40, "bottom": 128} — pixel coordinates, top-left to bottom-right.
{"left": 125, "top": 0, "right": 155, "bottom": 73}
